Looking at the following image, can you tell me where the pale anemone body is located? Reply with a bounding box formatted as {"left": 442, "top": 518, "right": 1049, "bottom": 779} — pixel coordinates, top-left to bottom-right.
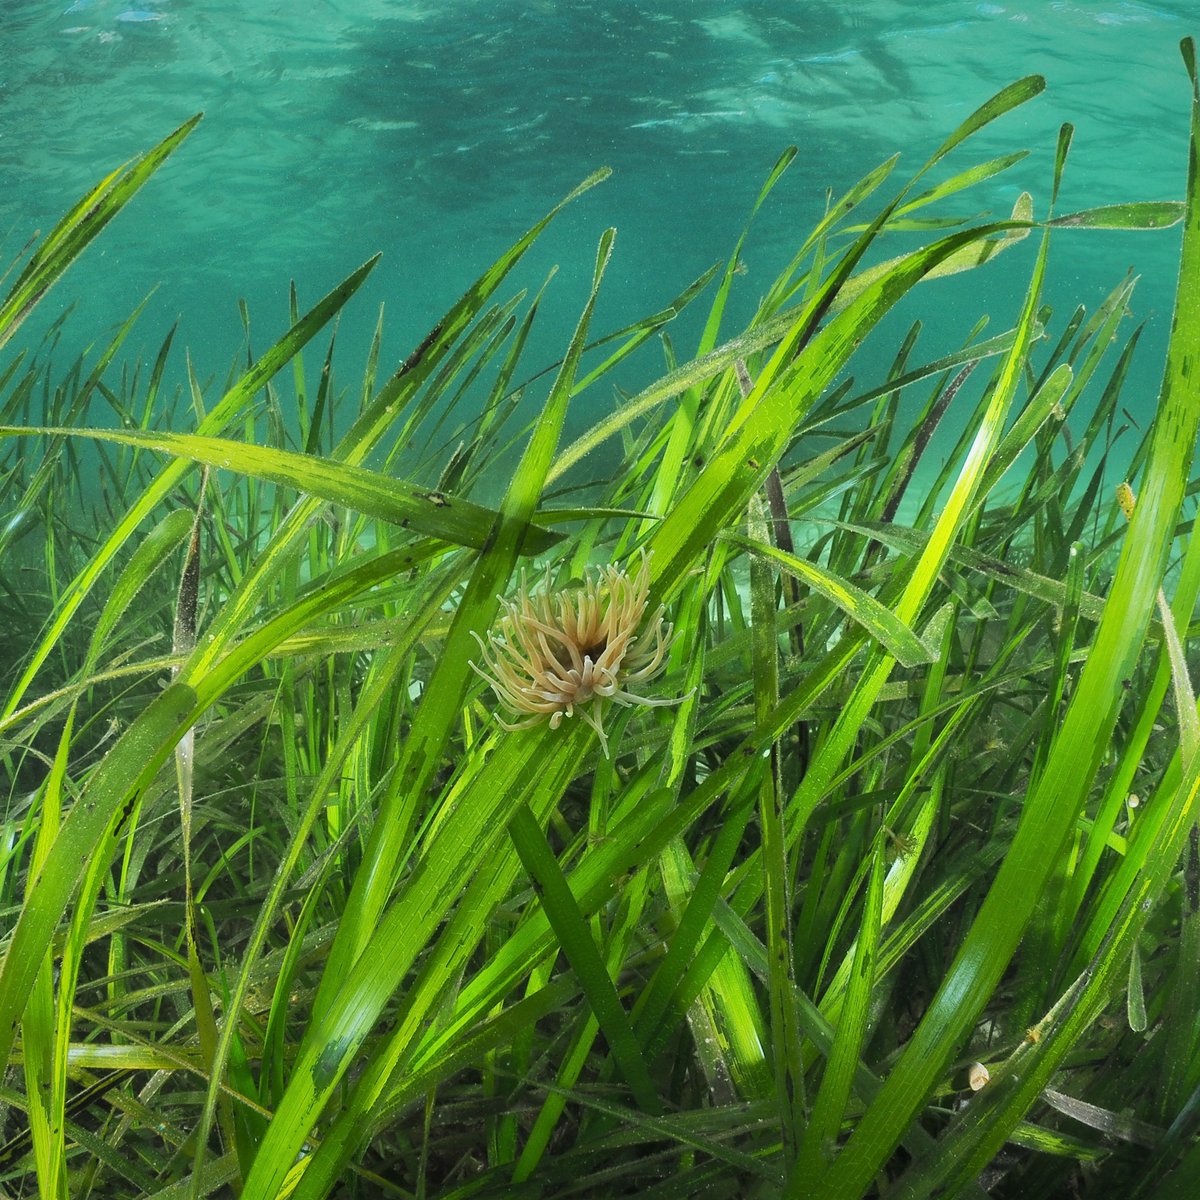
{"left": 469, "top": 552, "right": 682, "bottom": 756}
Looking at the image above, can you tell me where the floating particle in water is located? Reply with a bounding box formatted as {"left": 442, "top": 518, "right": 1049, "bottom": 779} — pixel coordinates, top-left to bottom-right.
{"left": 348, "top": 117, "right": 419, "bottom": 132}
{"left": 629, "top": 109, "right": 746, "bottom": 130}
{"left": 116, "top": 10, "right": 165, "bottom": 21}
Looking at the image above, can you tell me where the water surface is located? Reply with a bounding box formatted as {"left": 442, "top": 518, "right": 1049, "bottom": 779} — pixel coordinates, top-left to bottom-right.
{"left": 1, "top": 1, "right": 1192, "bottom": 458}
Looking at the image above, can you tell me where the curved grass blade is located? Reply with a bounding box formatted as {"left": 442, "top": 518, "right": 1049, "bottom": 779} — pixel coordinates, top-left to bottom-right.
{"left": 1, "top": 425, "right": 561, "bottom": 554}
{"left": 724, "top": 530, "right": 934, "bottom": 667}
{"left": 0, "top": 115, "right": 201, "bottom": 353}
{"left": 1050, "top": 201, "right": 1184, "bottom": 229}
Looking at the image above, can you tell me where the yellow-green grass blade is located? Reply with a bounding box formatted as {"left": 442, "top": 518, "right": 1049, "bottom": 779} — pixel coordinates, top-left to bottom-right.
{"left": 891, "top": 151, "right": 1029, "bottom": 220}
{"left": 0, "top": 654, "right": 182, "bottom": 745}
{"left": 818, "top": 44, "right": 1200, "bottom": 1197}
{"left": 929, "top": 75, "right": 1046, "bottom": 162}
{"left": 1, "top": 425, "right": 561, "bottom": 555}
{"left": 818, "top": 77, "right": 1047, "bottom": 317}
{"left": 1049, "top": 200, "right": 1184, "bottom": 228}
{"left": 724, "top": 530, "right": 934, "bottom": 667}
{"left": 1158, "top": 585, "right": 1199, "bottom": 769}
{"left": 171, "top": 484, "right": 237, "bottom": 1168}
{"left": 830, "top": 518, "right": 1110, "bottom": 625}
{"left": 975, "top": 360, "right": 1074, "bottom": 499}
{"left": 0, "top": 115, "right": 200, "bottom": 352}
{"left": 829, "top": 195, "right": 1033, "bottom": 317}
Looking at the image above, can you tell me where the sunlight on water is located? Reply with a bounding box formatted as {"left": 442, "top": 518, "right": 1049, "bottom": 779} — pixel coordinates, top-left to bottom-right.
{"left": 1, "top": 0, "right": 1192, "bottom": 438}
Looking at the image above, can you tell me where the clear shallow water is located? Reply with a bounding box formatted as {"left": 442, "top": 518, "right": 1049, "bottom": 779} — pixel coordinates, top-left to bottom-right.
{"left": 1, "top": 0, "right": 1194, "bottom": 460}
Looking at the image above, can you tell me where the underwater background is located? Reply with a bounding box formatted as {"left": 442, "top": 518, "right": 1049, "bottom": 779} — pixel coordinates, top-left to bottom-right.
{"left": 2, "top": 0, "right": 1192, "bottom": 464}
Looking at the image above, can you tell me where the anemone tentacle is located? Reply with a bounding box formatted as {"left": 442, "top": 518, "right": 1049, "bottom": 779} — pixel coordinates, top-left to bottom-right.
{"left": 468, "top": 549, "right": 687, "bottom": 757}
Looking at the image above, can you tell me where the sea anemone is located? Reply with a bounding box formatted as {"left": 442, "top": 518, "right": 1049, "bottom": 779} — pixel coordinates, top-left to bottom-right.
{"left": 469, "top": 550, "right": 685, "bottom": 757}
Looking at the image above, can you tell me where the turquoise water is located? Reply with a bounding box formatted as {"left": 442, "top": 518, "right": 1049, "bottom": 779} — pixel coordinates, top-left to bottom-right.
{"left": 2, "top": 0, "right": 1193, "bottom": 452}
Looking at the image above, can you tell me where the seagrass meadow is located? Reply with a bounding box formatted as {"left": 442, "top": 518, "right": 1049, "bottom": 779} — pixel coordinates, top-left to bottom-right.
{"left": 5, "top": 38, "right": 1200, "bottom": 1200}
